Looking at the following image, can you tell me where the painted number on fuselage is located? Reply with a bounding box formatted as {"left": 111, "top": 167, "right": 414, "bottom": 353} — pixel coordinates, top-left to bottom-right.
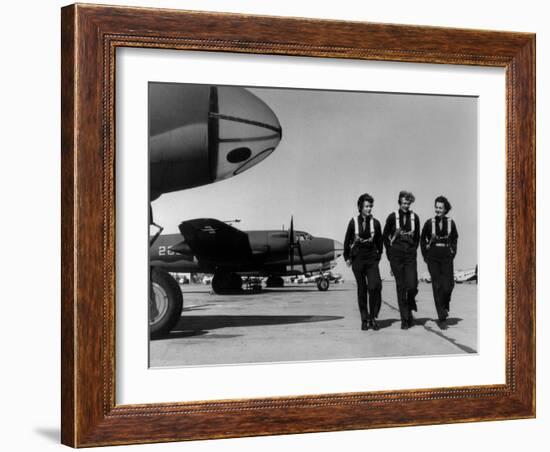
{"left": 158, "top": 245, "right": 177, "bottom": 256}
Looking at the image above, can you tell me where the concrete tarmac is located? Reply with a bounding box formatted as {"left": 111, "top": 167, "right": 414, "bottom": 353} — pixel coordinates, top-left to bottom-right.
{"left": 149, "top": 281, "right": 477, "bottom": 367}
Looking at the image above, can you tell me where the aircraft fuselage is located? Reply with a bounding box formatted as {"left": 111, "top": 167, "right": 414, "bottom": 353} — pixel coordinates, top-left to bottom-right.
{"left": 150, "top": 231, "right": 342, "bottom": 276}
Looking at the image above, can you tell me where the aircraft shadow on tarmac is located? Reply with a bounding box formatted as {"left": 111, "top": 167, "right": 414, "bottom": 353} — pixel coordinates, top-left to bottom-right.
{"left": 151, "top": 314, "right": 344, "bottom": 340}
{"left": 180, "top": 314, "right": 343, "bottom": 330}
{"left": 262, "top": 287, "right": 349, "bottom": 294}
{"left": 180, "top": 287, "right": 350, "bottom": 296}
{"left": 153, "top": 330, "right": 210, "bottom": 340}
{"left": 181, "top": 305, "right": 211, "bottom": 312}
{"left": 154, "top": 330, "right": 249, "bottom": 341}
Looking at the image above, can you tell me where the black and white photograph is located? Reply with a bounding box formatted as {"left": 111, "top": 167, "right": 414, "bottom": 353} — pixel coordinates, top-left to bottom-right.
{"left": 148, "top": 82, "right": 478, "bottom": 367}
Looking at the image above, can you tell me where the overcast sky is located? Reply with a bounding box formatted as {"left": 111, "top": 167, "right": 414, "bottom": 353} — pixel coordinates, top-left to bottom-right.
{"left": 152, "top": 85, "right": 478, "bottom": 279}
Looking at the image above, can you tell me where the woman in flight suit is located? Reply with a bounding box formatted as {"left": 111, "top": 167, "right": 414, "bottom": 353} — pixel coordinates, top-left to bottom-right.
{"left": 420, "top": 196, "right": 459, "bottom": 329}
{"left": 382, "top": 191, "right": 421, "bottom": 330}
{"left": 344, "top": 193, "right": 383, "bottom": 331}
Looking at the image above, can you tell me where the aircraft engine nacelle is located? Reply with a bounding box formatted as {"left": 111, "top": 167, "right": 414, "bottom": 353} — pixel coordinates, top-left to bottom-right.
{"left": 149, "top": 83, "right": 282, "bottom": 201}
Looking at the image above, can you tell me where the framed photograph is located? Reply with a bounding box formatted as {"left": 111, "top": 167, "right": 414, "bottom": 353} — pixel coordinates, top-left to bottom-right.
{"left": 61, "top": 3, "right": 535, "bottom": 447}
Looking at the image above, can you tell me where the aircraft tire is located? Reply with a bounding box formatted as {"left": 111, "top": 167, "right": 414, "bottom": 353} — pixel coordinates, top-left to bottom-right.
{"left": 212, "top": 272, "right": 243, "bottom": 294}
{"left": 317, "top": 277, "right": 330, "bottom": 291}
{"left": 266, "top": 276, "right": 284, "bottom": 288}
{"left": 149, "top": 267, "right": 183, "bottom": 339}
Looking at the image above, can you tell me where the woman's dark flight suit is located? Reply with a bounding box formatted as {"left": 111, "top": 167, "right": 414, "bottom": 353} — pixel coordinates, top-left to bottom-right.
{"left": 344, "top": 215, "right": 383, "bottom": 329}
{"left": 420, "top": 216, "right": 459, "bottom": 322}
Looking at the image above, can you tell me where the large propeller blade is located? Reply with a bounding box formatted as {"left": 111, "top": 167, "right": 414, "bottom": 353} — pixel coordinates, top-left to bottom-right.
{"left": 288, "top": 216, "right": 307, "bottom": 275}
{"left": 297, "top": 238, "right": 307, "bottom": 275}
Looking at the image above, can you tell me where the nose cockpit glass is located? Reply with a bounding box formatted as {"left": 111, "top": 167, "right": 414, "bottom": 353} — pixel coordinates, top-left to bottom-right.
{"left": 210, "top": 86, "right": 282, "bottom": 179}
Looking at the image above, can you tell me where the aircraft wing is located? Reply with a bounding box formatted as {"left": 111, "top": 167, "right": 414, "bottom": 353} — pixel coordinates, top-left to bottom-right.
{"left": 178, "top": 218, "right": 252, "bottom": 264}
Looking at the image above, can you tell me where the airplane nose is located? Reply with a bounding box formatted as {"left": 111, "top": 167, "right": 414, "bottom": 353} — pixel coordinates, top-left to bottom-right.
{"left": 215, "top": 86, "right": 282, "bottom": 178}
{"left": 333, "top": 240, "right": 344, "bottom": 259}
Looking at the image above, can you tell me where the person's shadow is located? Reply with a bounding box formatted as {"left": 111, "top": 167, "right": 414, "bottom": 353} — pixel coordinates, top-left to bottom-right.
{"left": 372, "top": 317, "right": 464, "bottom": 331}
{"left": 374, "top": 318, "right": 400, "bottom": 329}
{"left": 410, "top": 317, "right": 463, "bottom": 327}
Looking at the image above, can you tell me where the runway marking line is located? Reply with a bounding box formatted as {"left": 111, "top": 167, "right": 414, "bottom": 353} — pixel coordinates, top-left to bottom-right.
{"left": 381, "top": 299, "right": 476, "bottom": 354}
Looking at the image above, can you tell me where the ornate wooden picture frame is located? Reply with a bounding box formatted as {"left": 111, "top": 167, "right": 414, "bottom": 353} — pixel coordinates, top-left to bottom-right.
{"left": 61, "top": 3, "right": 535, "bottom": 447}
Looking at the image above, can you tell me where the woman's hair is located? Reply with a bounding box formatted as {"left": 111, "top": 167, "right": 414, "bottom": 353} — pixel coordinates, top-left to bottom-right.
{"left": 398, "top": 190, "right": 415, "bottom": 204}
{"left": 357, "top": 193, "right": 374, "bottom": 212}
{"left": 434, "top": 195, "right": 452, "bottom": 213}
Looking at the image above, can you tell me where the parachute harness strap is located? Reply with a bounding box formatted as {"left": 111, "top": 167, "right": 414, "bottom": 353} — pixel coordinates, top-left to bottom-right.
{"left": 391, "top": 210, "right": 414, "bottom": 245}
{"left": 428, "top": 216, "right": 453, "bottom": 249}
{"left": 353, "top": 215, "right": 374, "bottom": 245}
{"left": 431, "top": 216, "right": 452, "bottom": 238}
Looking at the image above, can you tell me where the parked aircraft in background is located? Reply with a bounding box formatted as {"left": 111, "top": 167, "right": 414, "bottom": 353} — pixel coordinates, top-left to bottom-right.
{"left": 151, "top": 217, "right": 344, "bottom": 294}
{"left": 455, "top": 267, "right": 478, "bottom": 283}
{"left": 419, "top": 267, "right": 478, "bottom": 284}
{"left": 291, "top": 271, "right": 343, "bottom": 285}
